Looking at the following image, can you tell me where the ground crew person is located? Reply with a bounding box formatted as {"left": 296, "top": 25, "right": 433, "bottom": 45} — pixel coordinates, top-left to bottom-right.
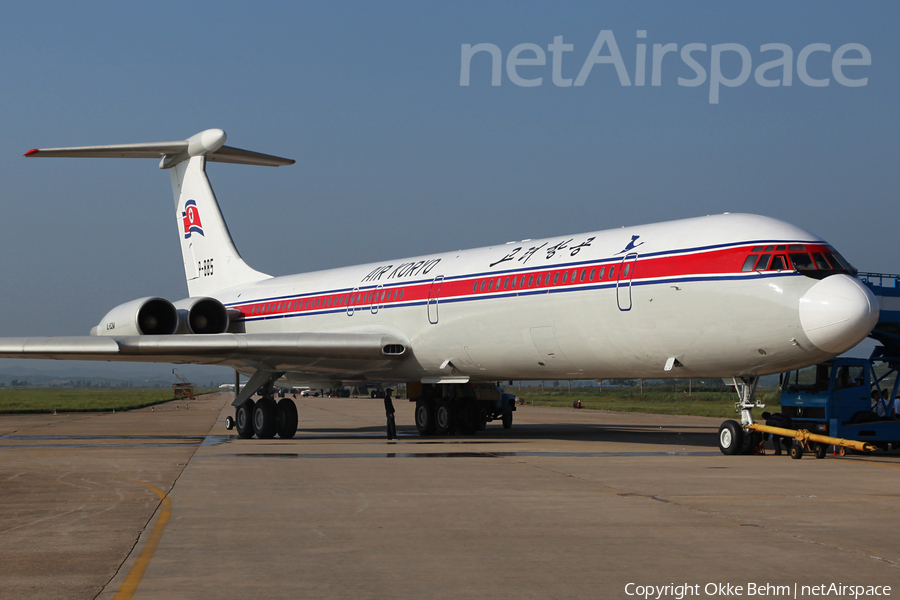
{"left": 761, "top": 411, "right": 792, "bottom": 455}
{"left": 384, "top": 388, "right": 396, "bottom": 440}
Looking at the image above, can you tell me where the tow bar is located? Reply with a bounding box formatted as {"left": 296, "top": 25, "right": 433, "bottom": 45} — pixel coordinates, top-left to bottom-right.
{"left": 746, "top": 422, "right": 878, "bottom": 459}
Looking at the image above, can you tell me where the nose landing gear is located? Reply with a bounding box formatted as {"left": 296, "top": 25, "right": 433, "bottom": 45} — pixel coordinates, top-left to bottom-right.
{"left": 717, "top": 376, "right": 765, "bottom": 456}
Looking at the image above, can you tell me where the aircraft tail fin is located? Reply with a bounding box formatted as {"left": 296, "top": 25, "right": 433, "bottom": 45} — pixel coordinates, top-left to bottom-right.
{"left": 25, "top": 129, "right": 293, "bottom": 297}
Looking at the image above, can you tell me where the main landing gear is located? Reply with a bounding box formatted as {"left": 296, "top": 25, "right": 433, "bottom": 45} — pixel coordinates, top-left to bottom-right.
{"left": 717, "top": 376, "right": 765, "bottom": 455}
{"left": 224, "top": 396, "right": 298, "bottom": 439}
{"left": 223, "top": 370, "right": 298, "bottom": 440}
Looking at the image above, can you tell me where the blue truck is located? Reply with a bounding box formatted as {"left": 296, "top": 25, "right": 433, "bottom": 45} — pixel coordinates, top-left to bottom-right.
{"left": 777, "top": 272, "right": 900, "bottom": 454}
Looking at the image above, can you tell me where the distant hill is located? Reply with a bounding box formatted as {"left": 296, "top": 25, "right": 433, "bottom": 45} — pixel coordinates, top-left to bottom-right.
{"left": 0, "top": 360, "right": 233, "bottom": 388}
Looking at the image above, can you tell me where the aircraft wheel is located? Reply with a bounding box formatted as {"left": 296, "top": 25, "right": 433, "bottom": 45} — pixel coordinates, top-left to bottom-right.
{"left": 435, "top": 400, "right": 452, "bottom": 435}
{"left": 718, "top": 420, "right": 743, "bottom": 455}
{"left": 415, "top": 398, "right": 436, "bottom": 435}
{"left": 276, "top": 398, "right": 298, "bottom": 439}
{"left": 502, "top": 402, "right": 513, "bottom": 429}
{"left": 254, "top": 398, "right": 277, "bottom": 439}
{"left": 814, "top": 443, "right": 828, "bottom": 459}
{"left": 741, "top": 430, "right": 763, "bottom": 455}
{"left": 790, "top": 442, "right": 804, "bottom": 460}
{"left": 236, "top": 399, "right": 255, "bottom": 439}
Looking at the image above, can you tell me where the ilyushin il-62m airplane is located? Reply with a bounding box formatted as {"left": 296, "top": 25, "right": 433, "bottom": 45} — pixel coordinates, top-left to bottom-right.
{"left": 0, "top": 130, "right": 880, "bottom": 454}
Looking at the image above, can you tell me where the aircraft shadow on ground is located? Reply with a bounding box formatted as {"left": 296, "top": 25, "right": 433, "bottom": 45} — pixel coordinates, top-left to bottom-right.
{"left": 296, "top": 423, "right": 720, "bottom": 448}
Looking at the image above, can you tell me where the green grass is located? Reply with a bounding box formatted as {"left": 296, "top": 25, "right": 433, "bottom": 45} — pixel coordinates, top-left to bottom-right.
{"left": 0, "top": 388, "right": 215, "bottom": 414}
{"left": 514, "top": 387, "right": 782, "bottom": 419}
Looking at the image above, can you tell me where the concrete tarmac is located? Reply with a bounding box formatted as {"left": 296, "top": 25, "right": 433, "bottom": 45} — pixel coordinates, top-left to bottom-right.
{"left": 1, "top": 393, "right": 898, "bottom": 599}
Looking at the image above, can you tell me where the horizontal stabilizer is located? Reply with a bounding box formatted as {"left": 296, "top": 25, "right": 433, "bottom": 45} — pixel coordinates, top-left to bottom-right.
{"left": 24, "top": 141, "right": 188, "bottom": 160}
{"left": 206, "top": 145, "right": 296, "bottom": 167}
{"left": 24, "top": 129, "right": 294, "bottom": 168}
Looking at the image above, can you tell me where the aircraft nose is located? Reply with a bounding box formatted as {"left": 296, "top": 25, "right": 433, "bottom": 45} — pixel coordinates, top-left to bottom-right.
{"left": 799, "top": 274, "right": 879, "bottom": 354}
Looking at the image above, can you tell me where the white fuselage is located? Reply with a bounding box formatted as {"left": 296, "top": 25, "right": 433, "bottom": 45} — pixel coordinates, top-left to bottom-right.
{"left": 210, "top": 213, "right": 878, "bottom": 384}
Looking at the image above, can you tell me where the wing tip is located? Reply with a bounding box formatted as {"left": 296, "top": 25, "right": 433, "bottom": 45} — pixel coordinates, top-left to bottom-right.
{"left": 24, "top": 149, "right": 39, "bottom": 157}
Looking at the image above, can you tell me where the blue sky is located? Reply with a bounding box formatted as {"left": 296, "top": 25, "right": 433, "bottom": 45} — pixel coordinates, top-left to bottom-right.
{"left": 0, "top": 1, "right": 897, "bottom": 376}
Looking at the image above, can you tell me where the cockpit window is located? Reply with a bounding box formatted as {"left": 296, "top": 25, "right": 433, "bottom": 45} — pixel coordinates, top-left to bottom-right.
{"left": 827, "top": 250, "right": 856, "bottom": 273}
{"left": 789, "top": 253, "right": 814, "bottom": 270}
{"left": 747, "top": 244, "right": 855, "bottom": 279}
{"left": 812, "top": 252, "right": 832, "bottom": 269}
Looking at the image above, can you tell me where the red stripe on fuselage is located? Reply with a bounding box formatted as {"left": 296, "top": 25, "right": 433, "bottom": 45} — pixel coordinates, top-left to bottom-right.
{"left": 231, "top": 242, "right": 831, "bottom": 320}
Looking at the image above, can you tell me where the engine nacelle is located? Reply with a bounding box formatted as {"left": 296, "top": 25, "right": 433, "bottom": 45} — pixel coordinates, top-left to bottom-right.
{"left": 173, "top": 297, "right": 230, "bottom": 334}
{"left": 91, "top": 297, "right": 179, "bottom": 336}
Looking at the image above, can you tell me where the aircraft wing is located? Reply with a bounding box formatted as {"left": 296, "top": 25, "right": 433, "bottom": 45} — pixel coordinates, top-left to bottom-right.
{"left": 0, "top": 332, "right": 408, "bottom": 373}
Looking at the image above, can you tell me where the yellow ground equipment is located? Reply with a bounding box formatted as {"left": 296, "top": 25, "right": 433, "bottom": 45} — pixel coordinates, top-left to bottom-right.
{"left": 172, "top": 369, "right": 195, "bottom": 400}
{"left": 747, "top": 422, "right": 878, "bottom": 459}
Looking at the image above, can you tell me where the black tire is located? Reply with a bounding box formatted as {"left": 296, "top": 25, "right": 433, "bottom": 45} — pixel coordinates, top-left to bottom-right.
{"left": 790, "top": 442, "right": 804, "bottom": 460}
{"left": 276, "top": 398, "right": 298, "bottom": 439}
{"left": 415, "top": 398, "right": 436, "bottom": 435}
{"left": 477, "top": 407, "right": 488, "bottom": 431}
{"left": 435, "top": 400, "right": 452, "bottom": 435}
{"left": 741, "top": 430, "right": 763, "bottom": 455}
{"left": 814, "top": 443, "right": 828, "bottom": 459}
{"left": 254, "top": 398, "right": 277, "bottom": 439}
{"left": 718, "top": 420, "right": 743, "bottom": 455}
{"left": 236, "top": 399, "right": 256, "bottom": 439}
{"left": 224, "top": 416, "right": 235, "bottom": 431}
{"left": 502, "top": 403, "right": 513, "bottom": 429}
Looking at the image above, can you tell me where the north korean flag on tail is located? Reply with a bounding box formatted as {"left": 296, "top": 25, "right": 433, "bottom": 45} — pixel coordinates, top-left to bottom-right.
{"left": 182, "top": 199, "right": 204, "bottom": 239}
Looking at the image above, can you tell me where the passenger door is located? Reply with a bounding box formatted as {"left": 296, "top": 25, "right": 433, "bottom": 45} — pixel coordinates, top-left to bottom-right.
{"left": 427, "top": 275, "right": 444, "bottom": 324}
{"left": 616, "top": 253, "right": 638, "bottom": 311}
